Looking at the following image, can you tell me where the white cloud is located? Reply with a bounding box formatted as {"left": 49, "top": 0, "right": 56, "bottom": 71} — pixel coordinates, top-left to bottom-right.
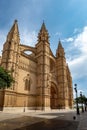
{"left": 0, "top": 31, "right": 7, "bottom": 56}
{"left": 55, "top": 32, "right": 62, "bottom": 37}
{"left": 20, "top": 29, "right": 37, "bottom": 46}
{"left": 74, "top": 26, "right": 87, "bottom": 54}
{"left": 62, "top": 37, "right": 74, "bottom": 42}
{"left": 69, "top": 55, "right": 87, "bottom": 79}
{"left": 0, "top": 28, "right": 37, "bottom": 56}
{"left": 73, "top": 28, "right": 81, "bottom": 34}
{"left": 66, "top": 26, "right": 87, "bottom": 80}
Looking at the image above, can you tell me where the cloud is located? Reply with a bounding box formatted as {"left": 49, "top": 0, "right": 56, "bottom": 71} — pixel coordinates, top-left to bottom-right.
{"left": 20, "top": 29, "right": 37, "bottom": 46}
{"left": 74, "top": 26, "right": 87, "bottom": 54}
{"left": 69, "top": 55, "right": 87, "bottom": 79}
{"left": 0, "top": 31, "right": 7, "bottom": 56}
{"left": 0, "top": 28, "right": 37, "bottom": 56}
{"left": 73, "top": 28, "right": 81, "bottom": 34}
{"left": 65, "top": 26, "right": 87, "bottom": 80}
{"left": 54, "top": 32, "right": 62, "bottom": 37}
{"left": 62, "top": 37, "right": 74, "bottom": 42}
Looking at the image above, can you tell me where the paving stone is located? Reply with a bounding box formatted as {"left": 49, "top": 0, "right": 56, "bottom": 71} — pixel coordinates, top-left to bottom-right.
{"left": 14, "top": 118, "right": 79, "bottom": 130}
{"left": 0, "top": 110, "right": 87, "bottom": 130}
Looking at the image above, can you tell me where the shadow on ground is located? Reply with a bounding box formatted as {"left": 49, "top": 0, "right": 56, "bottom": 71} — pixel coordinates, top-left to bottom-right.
{"left": 0, "top": 116, "right": 79, "bottom": 130}
{"left": 14, "top": 118, "right": 79, "bottom": 130}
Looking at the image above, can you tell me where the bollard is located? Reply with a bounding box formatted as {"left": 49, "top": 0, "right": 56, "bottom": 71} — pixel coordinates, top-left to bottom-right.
{"left": 73, "top": 116, "right": 76, "bottom": 120}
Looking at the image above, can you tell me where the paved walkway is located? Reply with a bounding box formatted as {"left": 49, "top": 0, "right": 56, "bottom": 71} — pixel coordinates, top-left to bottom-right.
{"left": 77, "top": 112, "right": 87, "bottom": 130}
{"left": 0, "top": 110, "right": 87, "bottom": 130}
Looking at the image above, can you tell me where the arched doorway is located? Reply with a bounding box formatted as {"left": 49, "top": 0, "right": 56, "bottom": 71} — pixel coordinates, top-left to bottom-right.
{"left": 50, "top": 83, "right": 58, "bottom": 109}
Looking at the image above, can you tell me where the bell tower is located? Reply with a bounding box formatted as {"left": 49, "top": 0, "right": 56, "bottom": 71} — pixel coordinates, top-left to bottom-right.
{"left": 1, "top": 20, "right": 20, "bottom": 91}
{"left": 56, "top": 40, "right": 69, "bottom": 109}
{"left": 36, "top": 22, "right": 50, "bottom": 110}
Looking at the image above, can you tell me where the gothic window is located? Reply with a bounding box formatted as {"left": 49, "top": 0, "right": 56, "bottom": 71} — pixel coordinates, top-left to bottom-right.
{"left": 24, "top": 74, "right": 31, "bottom": 91}
{"left": 25, "top": 79, "right": 28, "bottom": 90}
{"left": 25, "top": 79, "right": 30, "bottom": 91}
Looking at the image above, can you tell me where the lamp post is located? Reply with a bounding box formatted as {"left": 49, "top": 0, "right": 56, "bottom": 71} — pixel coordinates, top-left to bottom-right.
{"left": 74, "top": 84, "right": 80, "bottom": 115}
{"left": 80, "top": 91, "right": 84, "bottom": 113}
{"left": 85, "top": 98, "right": 87, "bottom": 111}
{"left": 23, "top": 101, "right": 25, "bottom": 112}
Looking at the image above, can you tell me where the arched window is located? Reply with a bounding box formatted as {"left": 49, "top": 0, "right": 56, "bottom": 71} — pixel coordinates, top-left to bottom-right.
{"left": 24, "top": 74, "right": 31, "bottom": 91}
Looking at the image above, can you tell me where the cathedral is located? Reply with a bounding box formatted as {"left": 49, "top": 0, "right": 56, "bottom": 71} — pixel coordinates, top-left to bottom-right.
{"left": 0, "top": 20, "right": 73, "bottom": 111}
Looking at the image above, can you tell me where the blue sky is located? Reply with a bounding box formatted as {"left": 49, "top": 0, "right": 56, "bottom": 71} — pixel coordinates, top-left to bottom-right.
{"left": 0, "top": 0, "right": 87, "bottom": 97}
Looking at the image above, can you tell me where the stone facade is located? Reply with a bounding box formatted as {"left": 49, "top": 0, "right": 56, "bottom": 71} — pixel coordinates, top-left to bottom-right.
{"left": 0, "top": 20, "right": 73, "bottom": 111}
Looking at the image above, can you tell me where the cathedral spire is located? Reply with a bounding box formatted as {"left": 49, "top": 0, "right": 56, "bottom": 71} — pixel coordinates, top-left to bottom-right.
{"left": 38, "top": 21, "right": 49, "bottom": 43}
{"left": 40, "top": 21, "right": 47, "bottom": 32}
{"left": 7, "top": 20, "right": 20, "bottom": 43}
{"left": 58, "top": 39, "right": 63, "bottom": 49}
{"left": 56, "top": 39, "right": 65, "bottom": 57}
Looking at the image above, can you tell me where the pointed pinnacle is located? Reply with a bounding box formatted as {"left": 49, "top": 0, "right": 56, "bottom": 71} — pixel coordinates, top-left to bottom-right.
{"left": 14, "top": 19, "right": 18, "bottom": 23}
{"left": 58, "top": 39, "right": 63, "bottom": 48}
{"left": 7, "top": 20, "right": 20, "bottom": 42}
{"left": 40, "top": 21, "right": 47, "bottom": 31}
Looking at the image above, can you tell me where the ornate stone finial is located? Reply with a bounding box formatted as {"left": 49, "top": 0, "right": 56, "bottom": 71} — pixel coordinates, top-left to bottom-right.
{"left": 14, "top": 19, "right": 18, "bottom": 23}
{"left": 38, "top": 21, "right": 49, "bottom": 42}
{"left": 56, "top": 40, "right": 65, "bottom": 57}
{"left": 58, "top": 39, "right": 63, "bottom": 48}
{"left": 7, "top": 20, "right": 20, "bottom": 43}
{"left": 40, "top": 21, "right": 47, "bottom": 32}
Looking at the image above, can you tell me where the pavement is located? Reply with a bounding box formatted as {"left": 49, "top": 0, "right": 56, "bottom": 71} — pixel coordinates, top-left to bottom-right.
{"left": 0, "top": 109, "right": 87, "bottom": 130}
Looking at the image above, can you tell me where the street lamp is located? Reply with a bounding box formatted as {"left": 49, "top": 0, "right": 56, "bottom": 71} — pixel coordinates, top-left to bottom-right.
{"left": 80, "top": 91, "right": 84, "bottom": 113}
{"left": 74, "top": 84, "right": 80, "bottom": 115}
{"left": 23, "top": 101, "right": 25, "bottom": 112}
{"left": 85, "top": 98, "right": 87, "bottom": 111}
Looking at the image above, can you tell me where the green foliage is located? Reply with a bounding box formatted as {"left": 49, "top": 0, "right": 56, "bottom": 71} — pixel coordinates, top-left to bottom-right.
{"left": 0, "top": 67, "right": 14, "bottom": 89}
{"left": 75, "top": 95, "right": 87, "bottom": 104}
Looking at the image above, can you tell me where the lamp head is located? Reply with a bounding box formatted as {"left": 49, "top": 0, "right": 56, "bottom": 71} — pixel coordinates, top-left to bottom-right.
{"left": 80, "top": 91, "right": 82, "bottom": 97}
{"left": 74, "top": 87, "right": 77, "bottom": 93}
{"left": 74, "top": 84, "right": 77, "bottom": 87}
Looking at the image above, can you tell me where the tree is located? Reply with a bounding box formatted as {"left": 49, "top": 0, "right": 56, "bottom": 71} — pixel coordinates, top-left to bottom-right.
{"left": 0, "top": 67, "right": 14, "bottom": 89}
{"left": 75, "top": 95, "right": 87, "bottom": 105}
{"left": 81, "top": 95, "right": 87, "bottom": 105}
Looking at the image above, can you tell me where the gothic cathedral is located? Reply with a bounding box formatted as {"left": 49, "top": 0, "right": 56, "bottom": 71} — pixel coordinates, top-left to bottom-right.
{"left": 0, "top": 20, "right": 73, "bottom": 111}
